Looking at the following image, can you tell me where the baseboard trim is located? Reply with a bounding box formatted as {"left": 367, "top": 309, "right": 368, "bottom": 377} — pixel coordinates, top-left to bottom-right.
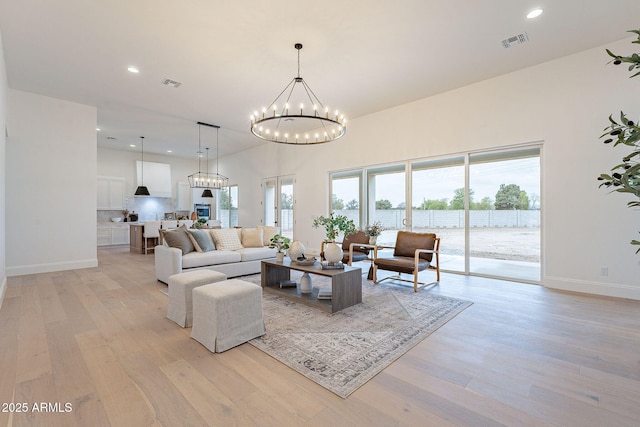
{"left": 0, "top": 276, "right": 6, "bottom": 311}
{"left": 6, "top": 259, "right": 98, "bottom": 277}
{"left": 544, "top": 276, "right": 640, "bottom": 301}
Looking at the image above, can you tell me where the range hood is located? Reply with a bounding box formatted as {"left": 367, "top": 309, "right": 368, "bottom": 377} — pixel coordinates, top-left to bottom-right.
{"left": 136, "top": 161, "right": 172, "bottom": 197}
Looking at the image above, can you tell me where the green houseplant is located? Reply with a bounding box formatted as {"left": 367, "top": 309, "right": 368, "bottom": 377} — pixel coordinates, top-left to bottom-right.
{"left": 269, "top": 234, "right": 291, "bottom": 262}
{"left": 192, "top": 218, "right": 208, "bottom": 229}
{"left": 312, "top": 212, "right": 356, "bottom": 242}
{"left": 597, "top": 29, "right": 640, "bottom": 253}
{"left": 312, "top": 212, "right": 356, "bottom": 263}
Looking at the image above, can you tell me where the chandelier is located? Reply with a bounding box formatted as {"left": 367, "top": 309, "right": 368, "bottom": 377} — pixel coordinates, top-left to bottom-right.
{"left": 250, "top": 43, "right": 347, "bottom": 145}
{"left": 188, "top": 122, "right": 229, "bottom": 192}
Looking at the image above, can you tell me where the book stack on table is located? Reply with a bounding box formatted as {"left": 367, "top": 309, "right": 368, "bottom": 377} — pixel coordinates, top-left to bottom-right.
{"left": 317, "top": 289, "right": 332, "bottom": 300}
{"left": 279, "top": 280, "right": 297, "bottom": 288}
{"left": 320, "top": 261, "right": 344, "bottom": 270}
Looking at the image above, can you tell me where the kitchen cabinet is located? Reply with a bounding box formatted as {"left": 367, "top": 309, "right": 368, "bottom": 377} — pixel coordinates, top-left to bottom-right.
{"left": 97, "top": 176, "right": 125, "bottom": 210}
{"left": 97, "top": 223, "right": 131, "bottom": 246}
{"left": 111, "top": 224, "right": 130, "bottom": 245}
{"left": 176, "top": 181, "right": 191, "bottom": 211}
{"left": 97, "top": 226, "right": 111, "bottom": 246}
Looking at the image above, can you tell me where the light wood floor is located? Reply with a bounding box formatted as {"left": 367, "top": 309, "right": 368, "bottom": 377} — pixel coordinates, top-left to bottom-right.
{"left": 1, "top": 247, "right": 639, "bottom": 426}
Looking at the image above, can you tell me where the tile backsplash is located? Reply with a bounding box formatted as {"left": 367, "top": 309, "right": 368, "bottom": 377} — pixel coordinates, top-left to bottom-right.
{"left": 98, "top": 196, "right": 191, "bottom": 222}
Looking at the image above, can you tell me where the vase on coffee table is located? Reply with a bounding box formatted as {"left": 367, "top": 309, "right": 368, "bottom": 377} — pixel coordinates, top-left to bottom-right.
{"left": 300, "top": 272, "right": 312, "bottom": 294}
{"left": 323, "top": 242, "right": 343, "bottom": 264}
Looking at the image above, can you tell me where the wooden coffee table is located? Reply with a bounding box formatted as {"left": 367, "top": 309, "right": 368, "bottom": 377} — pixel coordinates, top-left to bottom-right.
{"left": 261, "top": 259, "right": 362, "bottom": 313}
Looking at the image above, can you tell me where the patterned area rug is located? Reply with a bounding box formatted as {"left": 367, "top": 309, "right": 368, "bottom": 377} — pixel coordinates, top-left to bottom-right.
{"left": 243, "top": 272, "right": 472, "bottom": 398}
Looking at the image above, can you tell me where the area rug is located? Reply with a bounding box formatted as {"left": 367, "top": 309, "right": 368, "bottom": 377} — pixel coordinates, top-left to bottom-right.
{"left": 243, "top": 273, "right": 472, "bottom": 398}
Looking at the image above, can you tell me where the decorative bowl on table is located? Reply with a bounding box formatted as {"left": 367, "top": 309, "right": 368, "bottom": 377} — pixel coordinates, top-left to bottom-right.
{"left": 294, "top": 256, "right": 316, "bottom": 266}
{"left": 110, "top": 217, "right": 122, "bottom": 222}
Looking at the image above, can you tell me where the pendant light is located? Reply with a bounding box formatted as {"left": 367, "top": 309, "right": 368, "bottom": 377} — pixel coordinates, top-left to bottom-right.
{"left": 134, "top": 136, "right": 150, "bottom": 196}
{"left": 210, "top": 126, "right": 228, "bottom": 189}
{"left": 201, "top": 148, "right": 214, "bottom": 198}
{"left": 188, "top": 121, "right": 228, "bottom": 190}
{"left": 250, "top": 43, "right": 347, "bottom": 145}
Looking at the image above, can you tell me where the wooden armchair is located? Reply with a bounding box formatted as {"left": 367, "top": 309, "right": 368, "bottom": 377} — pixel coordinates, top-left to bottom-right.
{"left": 372, "top": 231, "right": 440, "bottom": 292}
{"left": 320, "top": 230, "right": 371, "bottom": 265}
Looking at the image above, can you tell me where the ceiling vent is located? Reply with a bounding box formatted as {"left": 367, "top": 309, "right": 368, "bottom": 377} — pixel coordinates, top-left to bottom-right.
{"left": 161, "top": 78, "right": 182, "bottom": 88}
{"left": 501, "top": 32, "right": 529, "bottom": 48}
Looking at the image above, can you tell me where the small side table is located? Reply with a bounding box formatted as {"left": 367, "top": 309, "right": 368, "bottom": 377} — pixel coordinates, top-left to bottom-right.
{"left": 348, "top": 243, "right": 376, "bottom": 280}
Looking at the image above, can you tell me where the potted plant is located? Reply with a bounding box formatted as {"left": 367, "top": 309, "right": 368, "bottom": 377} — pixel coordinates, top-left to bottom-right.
{"left": 597, "top": 29, "right": 640, "bottom": 253}
{"left": 363, "top": 221, "right": 384, "bottom": 245}
{"left": 192, "top": 218, "right": 208, "bottom": 229}
{"left": 312, "top": 212, "right": 356, "bottom": 263}
{"left": 269, "top": 234, "right": 291, "bottom": 262}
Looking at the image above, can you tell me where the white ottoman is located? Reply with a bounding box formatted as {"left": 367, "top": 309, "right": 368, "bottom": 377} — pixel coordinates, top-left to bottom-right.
{"left": 191, "top": 279, "right": 265, "bottom": 353}
{"left": 167, "top": 269, "right": 227, "bottom": 327}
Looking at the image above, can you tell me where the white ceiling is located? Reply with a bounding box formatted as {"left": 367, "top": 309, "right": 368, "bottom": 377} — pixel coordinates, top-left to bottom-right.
{"left": 1, "top": 1, "right": 640, "bottom": 159}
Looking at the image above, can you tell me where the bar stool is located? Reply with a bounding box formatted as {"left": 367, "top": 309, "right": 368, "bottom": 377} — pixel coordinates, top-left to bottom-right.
{"left": 143, "top": 221, "right": 161, "bottom": 254}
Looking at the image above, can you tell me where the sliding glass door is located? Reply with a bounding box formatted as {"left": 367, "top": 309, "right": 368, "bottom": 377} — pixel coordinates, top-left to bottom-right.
{"left": 328, "top": 145, "right": 541, "bottom": 283}
{"left": 367, "top": 165, "right": 406, "bottom": 246}
{"left": 468, "top": 148, "right": 540, "bottom": 281}
{"left": 411, "top": 157, "right": 466, "bottom": 273}
{"left": 330, "top": 171, "right": 362, "bottom": 229}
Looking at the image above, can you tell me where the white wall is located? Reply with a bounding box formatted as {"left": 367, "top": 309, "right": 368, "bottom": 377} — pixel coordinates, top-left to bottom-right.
{"left": 223, "top": 37, "right": 640, "bottom": 300}
{"left": 6, "top": 90, "right": 97, "bottom": 276}
{"left": 0, "top": 32, "right": 7, "bottom": 306}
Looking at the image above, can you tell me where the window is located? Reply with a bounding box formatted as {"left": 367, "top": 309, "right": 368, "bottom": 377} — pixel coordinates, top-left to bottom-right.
{"left": 330, "top": 171, "right": 362, "bottom": 229}
{"left": 411, "top": 157, "right": 466, "bottom": 273}
{"left": 279, "top": 177, "right": 294, "bottom": 240}
{"left": 262, "top": 176, "right": 295, "bottom": 240}
{"left": 469, "top": 148, "right": 540, "bottom": 281}
{"left": 367, "top": 165, "right": 406, "bottom": 245}
{"left": 328, "top": 144, "right": 541, "bottom": 283}
{"left": 219, "top": 185, "right": 238, "bottom": 228}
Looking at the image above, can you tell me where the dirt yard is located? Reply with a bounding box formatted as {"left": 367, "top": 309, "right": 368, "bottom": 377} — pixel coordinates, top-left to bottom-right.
{"left": 382, "top": 227, "right": 540, "bottom": 262}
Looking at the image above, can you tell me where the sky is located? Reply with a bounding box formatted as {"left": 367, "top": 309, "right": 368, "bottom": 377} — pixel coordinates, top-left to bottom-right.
{"left": 332, "top": 157, "right": 540, "bottom": 209}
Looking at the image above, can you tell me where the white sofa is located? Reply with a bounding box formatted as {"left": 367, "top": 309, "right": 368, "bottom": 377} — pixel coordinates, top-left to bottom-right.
{"left": 155, "top": 226, "right": 279, "bottom": 284}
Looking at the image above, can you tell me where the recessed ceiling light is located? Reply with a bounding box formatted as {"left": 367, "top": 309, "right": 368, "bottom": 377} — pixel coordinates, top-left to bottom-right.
{"left": 527, "top": 9, "right": 543, "bottom": 19}
{"left": 96, "top": 127, "right": 101, "bottom": 131}
{"left": 167, "top": 150, "right": 173, "bottom": 153}
{"left": 127, "top": 66, "right": 140, "bottom": 74}
{"left": 129, "top": 144, "right": 136, "bottom": 148}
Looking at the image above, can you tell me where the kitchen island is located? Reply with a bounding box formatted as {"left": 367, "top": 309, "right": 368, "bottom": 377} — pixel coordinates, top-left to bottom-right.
{"left": 129, "top": 223, "right": 152, "bottom": 254}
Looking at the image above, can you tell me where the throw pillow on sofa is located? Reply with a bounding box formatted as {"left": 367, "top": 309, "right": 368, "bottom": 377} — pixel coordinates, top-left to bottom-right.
{"left": 163, "top": 225, "right": 194, "bottom": 255}
{"left": 186, "top": 233, "right": 202, "bottom": 252}
{"left": 211, "top": 228, "right": 244, "bottom": 251}
{"left": 258, "top": 225, "right": 280, "bottom": 246}
{"left": 188, "top": 229, "right": 215, "bottom": 252}
{"left": 241, "top": 228, "right": 264, "bottom": 248}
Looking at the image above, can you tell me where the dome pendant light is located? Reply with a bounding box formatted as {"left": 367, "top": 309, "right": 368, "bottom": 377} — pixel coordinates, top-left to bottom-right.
{"left": 134, "top": 136, "right": 150, "bottom": 196}
{"left": 250, "top": 43, "right": 347, "bottom": 145}
{"left": 201, "top": 147, "right": 214, "bottom": 198}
